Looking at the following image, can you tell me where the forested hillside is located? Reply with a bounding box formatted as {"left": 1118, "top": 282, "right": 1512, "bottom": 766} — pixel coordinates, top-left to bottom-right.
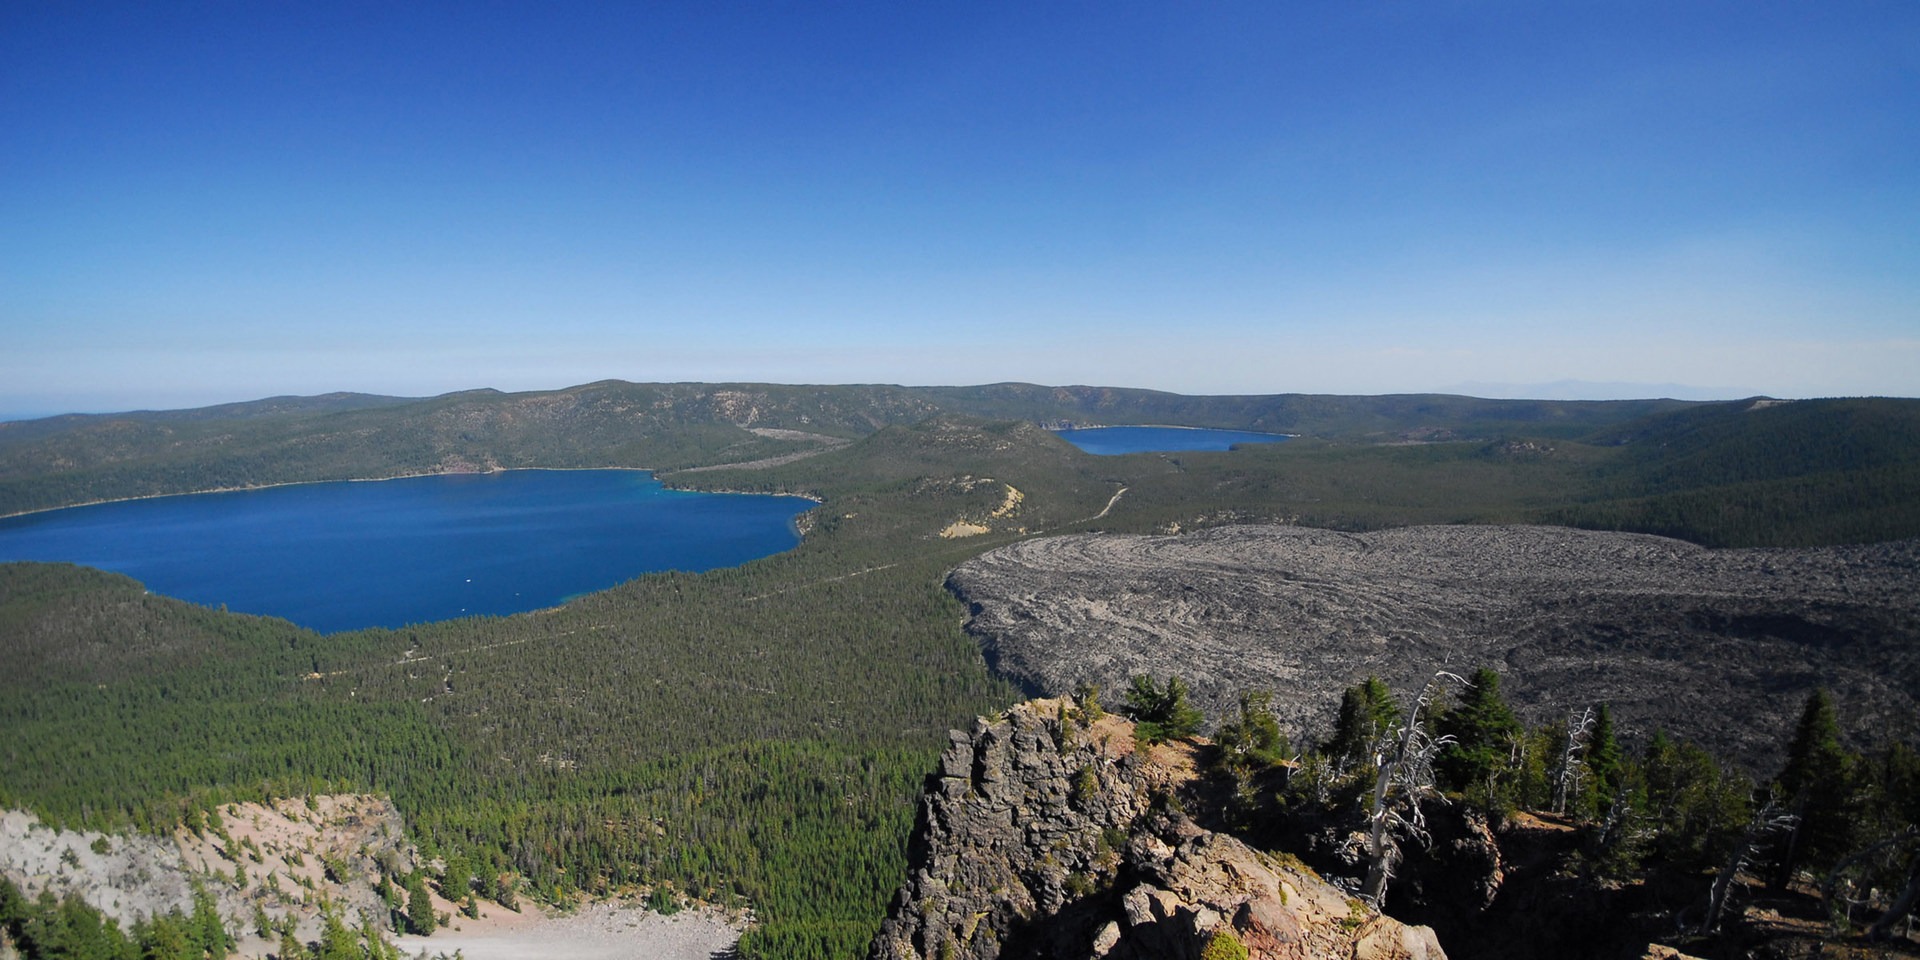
{"left": 4, "top": 385, "right": 1919, "bottom": 959}
{"left": 1549, "top": 397, "right": 1920, "bottom": 545}
{"left": 0, "top": 380, "right": 1689, "bottom": 518}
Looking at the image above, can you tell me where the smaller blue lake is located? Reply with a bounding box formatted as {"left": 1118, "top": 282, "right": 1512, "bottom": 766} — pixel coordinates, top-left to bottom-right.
{"left": 0, "top": 470, "right": 812, "bottom": 633}
{"left": 1054, "top": 426, "right": 1292, "bottom": 456}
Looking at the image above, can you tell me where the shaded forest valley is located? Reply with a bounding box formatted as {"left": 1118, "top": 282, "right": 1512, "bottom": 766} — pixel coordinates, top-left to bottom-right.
{"left": 4, "top": 382, "right": 1920, "bottom": 959}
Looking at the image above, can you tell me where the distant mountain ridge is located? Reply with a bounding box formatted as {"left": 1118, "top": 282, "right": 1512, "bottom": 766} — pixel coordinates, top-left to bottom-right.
{"left": 1438, "top": 379, "right": 1761, "bottom": 401}
{"left": 0, "top": 380, "right": 1692, "bottom": 517}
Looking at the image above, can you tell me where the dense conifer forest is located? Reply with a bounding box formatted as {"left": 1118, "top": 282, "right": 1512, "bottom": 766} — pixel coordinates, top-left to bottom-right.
{"left": 4, "top": 383, "right": 1918, "bottom": 959}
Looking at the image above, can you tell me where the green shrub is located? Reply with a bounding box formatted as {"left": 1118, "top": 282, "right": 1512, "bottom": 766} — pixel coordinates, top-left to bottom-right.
{"left": 1200, "top": 928, "right": 1249, "bottom": 960}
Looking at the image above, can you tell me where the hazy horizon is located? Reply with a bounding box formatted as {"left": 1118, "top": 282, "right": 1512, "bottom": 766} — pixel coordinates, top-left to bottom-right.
{"left": 6, "top": 4, "right": 1916, "bottom": 413}
{"left": 0, "top": 375, "right": 1835, "bottom": 425}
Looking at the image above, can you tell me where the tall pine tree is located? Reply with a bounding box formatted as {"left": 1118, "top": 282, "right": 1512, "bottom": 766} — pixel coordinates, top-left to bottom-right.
{"left": 1774, "top": 689, "right": 1860, "bottom": 885}
{"left": 1437, "top": 667, "right": 1521, "bottom": 804}
{"left": 1586, "top": 703, "right": 1625, "bottom": 813}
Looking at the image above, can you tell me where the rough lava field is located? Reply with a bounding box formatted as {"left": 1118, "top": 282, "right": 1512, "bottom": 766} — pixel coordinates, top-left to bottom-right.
{"left": 948, "top": 524, "right": 1920, "bottom": 770}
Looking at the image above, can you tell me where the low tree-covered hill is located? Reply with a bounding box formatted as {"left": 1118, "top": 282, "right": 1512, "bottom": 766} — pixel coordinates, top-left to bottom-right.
{"left": 916, "top": 382, "right": 1692, "bottom": 440}
{"left": 1549, "top": 397, "right": 1920, "bottom": 545}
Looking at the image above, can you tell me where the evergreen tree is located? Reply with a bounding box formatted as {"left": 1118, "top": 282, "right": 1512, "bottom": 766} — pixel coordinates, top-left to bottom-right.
{"left": 1586, "top": 702, "right": 1625, "bottom": 810}
{"left": 356, "top": 914, "right": 399, "bottom": 960}
{"left": 0, "top": 876, "right": 28, "bottom": 947}
{"left": 141, "top": 913, "right": 197, "bottom": 960}
{"left": 1213, "top": 690, "right": 1288, "bottom": 770}
{"left": 277, "top": 926, "right": 310, "bottom": 960}
{"left": 440, "top": 854, "right": 471, "bottom": 902}
{"left": 1643, "top": 730, "right": 1752, "bottom": 872}
{"left": 1209, "top": 690, "right": 1289, "bottom": 831}
{"left": 189, "top": 882, "right": 231, "bottom": 959}
{"left": 1774, "top": 689, "right": 1861, "bottom": 883}
{"left": 1122, "top": 674, "right": 1203, "bottom": 745}
{"left": 404, "top": 873, "right": 439, "bottom": 937}
{"left": 1779, "top": 689, "right": 1847, "bottom": 799}
{"left": 1071, "top": 681, "right": 1105, "bottom": 722}
{"left": 316, "top": 910, "right": 357, "bottom": 960}
{"left": 1437, "top": 667, "right": 1521, "bottom": 803}
{"left": 1882, "top": 742, "right": 1920, "bottom": 830}
{"left": 1327, "top": 676, "right": 1400, "bottom": 766}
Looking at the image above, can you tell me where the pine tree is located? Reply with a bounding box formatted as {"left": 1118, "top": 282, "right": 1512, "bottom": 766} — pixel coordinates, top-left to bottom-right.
{"left": 1586, "top": 702, "right": 1625, "bottom": 809}
{"left": 277, "top": 926, "right": 310, "bottom": 960}
{"left": 1437, "top": 667, "right": 1521, "bottom": 803}
{"left": 1779, "top": 689, "right": 1846, "bottom": 799}
{"left": 440, "top": 854, "right": 472, "bottom": 902}
{"left": 316, "top": 910, "right": 357, "bottom": 960}
{"left": 0, "top": 876, "right": 28, "bottom": 946}
{"left": 189, "top": 882, "right": 231, "bottom": 959}
{"left": 1327, "top": 676, "right": 1400, "bottom": 766}
{"left": 1774, "top": 688, "right": 1861, "bottom": 883}
{"left": 1214, "top": 690, "right": 1288, "bottom": 770}
{"left": 1123, "top": 674, "right": 1203, "bottom": 744}
{"left": 142, "top": 913, "right": 197, "bottom": 960}
{"left": 405, "top": 872, "right": 439, "bottom": 936}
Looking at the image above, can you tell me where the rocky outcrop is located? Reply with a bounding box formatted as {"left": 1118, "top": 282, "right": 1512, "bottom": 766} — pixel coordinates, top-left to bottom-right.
{"left": 949, "top": 525, "right": 1920, "bottom": 770}
{"left": 2, "top": 796, "right": 429, "bottom": 948}
{"left": 869, "top": 700, "right": 1444, "bottom": 960}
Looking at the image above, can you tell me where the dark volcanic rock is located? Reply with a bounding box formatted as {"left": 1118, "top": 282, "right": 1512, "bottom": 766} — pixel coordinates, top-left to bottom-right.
{"left": 948, "top": 525, "right": 1920, "bottom": 769}
{"left": 870, "top": 700, "right": 1445, "bottom": 960}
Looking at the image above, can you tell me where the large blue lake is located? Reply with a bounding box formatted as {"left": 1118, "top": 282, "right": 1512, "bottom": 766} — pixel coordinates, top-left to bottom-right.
{"left": 0, "top": 470, "right": 811, "bottom": 633}
{"left": 1054, "top": 425, "right": 1291, "bottom": 455}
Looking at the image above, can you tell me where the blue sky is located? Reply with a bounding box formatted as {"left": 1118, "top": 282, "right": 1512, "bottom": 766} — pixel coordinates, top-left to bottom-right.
{"left": 3, "top": 2, "right": 1916, "bottom": 416}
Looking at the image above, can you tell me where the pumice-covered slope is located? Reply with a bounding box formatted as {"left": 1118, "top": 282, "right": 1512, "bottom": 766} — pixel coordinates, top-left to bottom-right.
{"left": 948, "top": 525, "right": 1920, "bottom": 769}
{"left": 869, "top": 699, "right": 1444, "bottom": 960}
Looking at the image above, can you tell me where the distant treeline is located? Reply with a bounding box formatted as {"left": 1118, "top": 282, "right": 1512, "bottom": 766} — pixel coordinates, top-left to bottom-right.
{"left": 1, "top": 380, "right": 1690, "bottom": 517}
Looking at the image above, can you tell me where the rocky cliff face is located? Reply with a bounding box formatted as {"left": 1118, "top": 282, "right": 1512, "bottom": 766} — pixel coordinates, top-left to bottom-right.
{"left": 869, "top": 700, "right": 1445, "bottom": 960}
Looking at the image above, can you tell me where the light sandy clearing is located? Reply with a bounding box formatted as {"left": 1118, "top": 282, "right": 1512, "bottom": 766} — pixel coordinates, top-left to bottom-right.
{"left": 391, "top": 901, "right": 742, "bottom": 960}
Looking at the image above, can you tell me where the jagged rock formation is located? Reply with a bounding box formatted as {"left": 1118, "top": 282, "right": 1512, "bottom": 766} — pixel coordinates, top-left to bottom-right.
{"left": 869, "top": 700, "right": 1444, "bottom": 960}
{"left": 948, "top": 525, "right": 1920, "bottom": 769}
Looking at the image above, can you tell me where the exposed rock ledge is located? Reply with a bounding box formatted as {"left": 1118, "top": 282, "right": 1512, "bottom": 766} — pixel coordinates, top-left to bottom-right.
{"left": 870, "top": 700, "right": 1443, "bottom": 960}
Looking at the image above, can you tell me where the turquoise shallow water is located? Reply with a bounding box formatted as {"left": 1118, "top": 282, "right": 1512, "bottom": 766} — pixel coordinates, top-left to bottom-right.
{"left": 1054, "top": 425, "right": 1291, "bottom": 455}
{"left": 0, "top": 470, "right": 811, "bottom": 633}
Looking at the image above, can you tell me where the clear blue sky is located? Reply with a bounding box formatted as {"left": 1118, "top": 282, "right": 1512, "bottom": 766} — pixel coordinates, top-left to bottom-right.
{"left": 3, "top": 1, "right": 1916, "bottom": 416}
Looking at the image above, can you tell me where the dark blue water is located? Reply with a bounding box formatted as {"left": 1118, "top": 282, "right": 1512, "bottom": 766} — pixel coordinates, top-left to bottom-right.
{"left": 0, "top": 470, "right": 811, "bottom": 633}
{"left": 1054, "top": 426, "right": 1291, "bottom": 455}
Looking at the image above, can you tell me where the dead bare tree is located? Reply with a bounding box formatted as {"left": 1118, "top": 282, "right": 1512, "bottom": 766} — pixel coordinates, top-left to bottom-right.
{"left": 1356, "top": 671, "right": 1463, "bottom": 906}
{"left": 1700, "top": 799, "right": 1797, "bottom": 935}
{"left": 1822, "top": 827, "right": 1920, "bottom": 939}
{"left": 1872, "top": 847, "right": 1920, "bottom": 943}
{"left": 1553, "top": 706, "right": 1594, "bottom": 815}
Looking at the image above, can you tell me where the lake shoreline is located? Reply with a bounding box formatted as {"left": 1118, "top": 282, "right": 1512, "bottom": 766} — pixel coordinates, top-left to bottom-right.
{"left": 0, "top": 469, "right": 820, "bottom": 632}
{"left": 1053, "top": 422, "right": 1299, "bottom": 437}
{"left": 0, "top": 465, "right": 824, "bottom": 521}
{"left": 1053, "top": 424, "right": 1299, "bottom": 455}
